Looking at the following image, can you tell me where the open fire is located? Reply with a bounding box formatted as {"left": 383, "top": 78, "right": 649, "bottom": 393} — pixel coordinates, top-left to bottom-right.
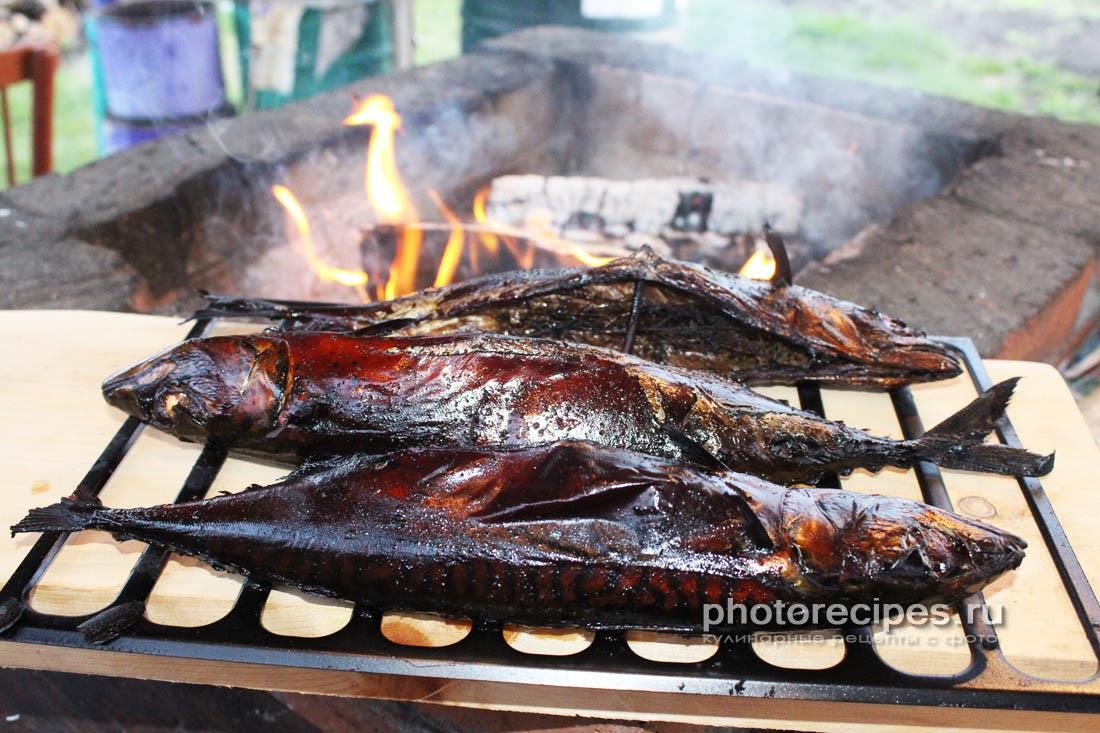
{"left": 270, "top": 94, "right": 777, "bottom": 302}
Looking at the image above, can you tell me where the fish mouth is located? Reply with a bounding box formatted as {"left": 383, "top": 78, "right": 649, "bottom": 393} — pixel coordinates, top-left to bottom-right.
{"left": 886, "top": 342, "right": 963, "bottom": 379}
{"left": 915, "top": 515, "right": 1028, "bottom": 600}
{"left": 969, "top": 523, "right": 1027, "bottom": 577}
{"left": 102, "top": 355, "right": 178, "bottom": 423}
{"left": 827, "top": 343, "right": 962, "bottom": 388}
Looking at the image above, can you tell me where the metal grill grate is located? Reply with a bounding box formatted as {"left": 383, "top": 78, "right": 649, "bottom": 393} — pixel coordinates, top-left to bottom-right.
{"left": 1, "top": 316, "right": 1098, "bottom": 716}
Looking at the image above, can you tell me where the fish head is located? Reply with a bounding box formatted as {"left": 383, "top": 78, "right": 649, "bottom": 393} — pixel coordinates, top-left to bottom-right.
{"left": 102, "top": 335, "right": 287, "bottom": 442}
{"left": 781, "top": 489, "right": 1026, "bottom": 604}
{"left": 788, "top": 293, "right": 963, "bottom": 387}
{"left": 846, "top": 308, "right": 963, "bottom": 386}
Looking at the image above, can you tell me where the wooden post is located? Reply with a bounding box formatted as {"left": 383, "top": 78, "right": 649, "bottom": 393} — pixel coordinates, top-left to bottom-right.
{"left": 392, "top": 0, "right": 415, "bottom": 69}
{"left": 29, "top": 45, "right": 59, "bottom": 178}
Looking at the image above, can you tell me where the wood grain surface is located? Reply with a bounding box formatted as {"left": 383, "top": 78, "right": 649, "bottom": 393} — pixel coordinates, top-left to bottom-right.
{"left": 1, "top": 310, "right": 1097, "bottom": 732}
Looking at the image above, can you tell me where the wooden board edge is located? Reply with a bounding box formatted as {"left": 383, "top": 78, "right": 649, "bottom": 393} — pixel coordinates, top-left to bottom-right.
{"left": 0, "top": 640, "right": 1095, "bottom": 732}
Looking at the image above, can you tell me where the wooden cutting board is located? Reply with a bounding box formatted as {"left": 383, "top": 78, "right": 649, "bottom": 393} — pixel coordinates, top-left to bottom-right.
{"left": 1, "top": 310, "right": 1098, "bottom": 732}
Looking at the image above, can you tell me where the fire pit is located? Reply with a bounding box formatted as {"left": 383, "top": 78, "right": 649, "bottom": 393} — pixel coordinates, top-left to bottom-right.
{"left": 3, "top": 26, "right": 1097, "bottom": 362}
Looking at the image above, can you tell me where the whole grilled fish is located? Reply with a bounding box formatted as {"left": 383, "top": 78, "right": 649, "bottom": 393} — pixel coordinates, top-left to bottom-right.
{"left": 101, "top": 332, "right": 1052, "bottom": 483}
{"left": 12, "top": 442, "right": 1027, "bottom": 632}
{"left": 195, "top": 250, "right": 961, "bottom": 388}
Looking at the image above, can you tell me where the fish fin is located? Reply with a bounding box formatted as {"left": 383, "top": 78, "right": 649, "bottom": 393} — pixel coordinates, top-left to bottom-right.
{"left": 913, "top": 380, "right": 1054, "bottom": 476}
{"left": 10, "top": 489, "right": 104, "bottom": 536}
{"left": 347, "top": 318, "right": 421, "bottom": 337}
{"left": 474, "top": 480, "right": 654, "bottom": 524}
{"left": 190, "top": 294, "right": 289, "bottom": 322}
{"left": 762, "top": 223, "right": 794, "bottom": 287}
{"left": 926, "top": 377, "right": 1018, "bottom": 442}
{"left": 77, "top": 600, "right": 144, "bottom": 645}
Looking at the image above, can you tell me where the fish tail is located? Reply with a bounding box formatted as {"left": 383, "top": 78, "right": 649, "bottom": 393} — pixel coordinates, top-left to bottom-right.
{"left": 925, "top": 378, "right": 1018, "bottom": 442}
{"left": 922, "top": 441, "right": 1056, "bottom": 476}
{"left": 10, "top": 487, "right": 106, "bottom": 536}
{"left": 911, "top": 379, "right": 1054, "bottom": 477}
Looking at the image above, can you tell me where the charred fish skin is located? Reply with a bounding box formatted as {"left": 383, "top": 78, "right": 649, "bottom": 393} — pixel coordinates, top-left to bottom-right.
{"left": 102, "top": 332, "right": 1053, "bottom": 482}
{"left": 12, "top": 443, "right": 1026, "bottom": 632}
{"left": 196, "top": 251, "right": 962, "bottom": 388}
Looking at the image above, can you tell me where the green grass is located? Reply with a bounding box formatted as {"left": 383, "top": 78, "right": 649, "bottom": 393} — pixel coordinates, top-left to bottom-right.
{"left": 414, "top": 0, "right": 461, "bottom": 65}
{"left": 681, "top": 0, "right": 1100, "bottom": 124}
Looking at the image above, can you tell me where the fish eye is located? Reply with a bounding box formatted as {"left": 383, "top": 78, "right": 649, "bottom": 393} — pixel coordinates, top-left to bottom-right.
{"left": 892, "top": 546, "right": 930, "bottom": 573}
{"left": 902, "top": 549, "right": 927, "bottom": 569}
{"left": 163, "top": 393, "right": 182, "bottom": 417}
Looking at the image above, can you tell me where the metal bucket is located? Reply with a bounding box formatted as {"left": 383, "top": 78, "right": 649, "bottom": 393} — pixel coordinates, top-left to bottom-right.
{"left": 101, "top": 106, "right": 235, "bottom": 155}
{"left": 94, "top": 1, "right": 227, "bottom": 119}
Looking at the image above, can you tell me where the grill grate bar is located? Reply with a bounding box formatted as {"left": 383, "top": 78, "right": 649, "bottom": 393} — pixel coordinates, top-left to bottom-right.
{"left": 890, "top": 386, "right": 1000, "bottom": 655}
{"left": 0, "top": 318, "right": 214, "bottom": 638}
{"left": 0, "top": 415, "right": 145, "bottom": 633}
{"left": 795, "top": 384, "right": 841, "bottom": 489}
{"left": 0, "top": 321, "right": 1097, "bottom": 715}
{"left": 76, "top": 442, "right": 230, "bottom": 643}
{"left": 944, "top": 337, "right": 1100, "bottom": 659}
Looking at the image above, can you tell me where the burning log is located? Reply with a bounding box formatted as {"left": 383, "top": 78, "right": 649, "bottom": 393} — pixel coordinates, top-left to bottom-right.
{"left": 484, "top": 174, "right": 806, "bottom": 274}
{"left": 488, "top": 173, "right": 798, "bottom": 239}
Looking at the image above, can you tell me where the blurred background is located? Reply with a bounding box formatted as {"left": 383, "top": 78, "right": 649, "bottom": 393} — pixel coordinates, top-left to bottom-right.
{"left": 1, "top": 0, "right": 1097, "bottom": 184}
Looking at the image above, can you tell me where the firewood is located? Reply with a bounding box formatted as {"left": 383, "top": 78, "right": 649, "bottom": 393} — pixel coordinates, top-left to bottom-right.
{"left": 485, "top": 175, "right": 802, "bottom": 239}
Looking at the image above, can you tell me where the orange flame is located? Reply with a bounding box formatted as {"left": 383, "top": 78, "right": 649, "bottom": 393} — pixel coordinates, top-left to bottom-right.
{"left": 739, "top": 248, "right": 777, "bottom": 280}
{"left": 273, "top": 97, "right": 626, "bottom": 300}
{"left": 271, "top": 185, "right": 370, "bottom": 289}
{"left": 471, "top": 187, "right": 500, "bottom": 270}
{"left": 427, "top": 189, "right": 464, "bottom": 288}
{"left": 345, "top": 94, "right": 422, "bottom": 299}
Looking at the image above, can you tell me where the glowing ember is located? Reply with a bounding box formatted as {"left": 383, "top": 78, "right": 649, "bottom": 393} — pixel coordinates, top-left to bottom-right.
{"left": 271, "top": 185, "right": 370, "bottom": 290}
{"left": 739, "top": 247, "right": 777, "bottom": 280}
{"left": 345, "top": 94, "right": 423, "bottom": 299}
{"left": 427, "top": 189, "right": 464, "bottom": 288}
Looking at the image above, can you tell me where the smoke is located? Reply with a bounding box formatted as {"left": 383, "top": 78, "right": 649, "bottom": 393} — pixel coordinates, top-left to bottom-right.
{"left": 188, "top": 9, "right": 984, "bottom": 300}
{"left": 560, "top": 2, "right": 975, "bottom": 255}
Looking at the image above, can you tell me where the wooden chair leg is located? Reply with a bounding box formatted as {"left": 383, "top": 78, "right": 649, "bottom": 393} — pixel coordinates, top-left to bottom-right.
{"left": 29, "top": 46, "right": 59, "bottom": 177}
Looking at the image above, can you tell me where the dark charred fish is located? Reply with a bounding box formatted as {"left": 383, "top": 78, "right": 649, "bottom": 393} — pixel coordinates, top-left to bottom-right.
{"left": 101, "top": 332, "right": 1052, "bottom": 483}
{"left": 194, "top": 250, "right": 961, "bottom": 388}
{"left": 12, "top": 442, "right": 1027, "bottom": 632}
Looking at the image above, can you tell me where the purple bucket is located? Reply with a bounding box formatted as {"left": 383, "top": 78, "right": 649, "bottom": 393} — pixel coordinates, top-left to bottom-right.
{"left": 94, "top": 1, "right": 226, "bottom": 120}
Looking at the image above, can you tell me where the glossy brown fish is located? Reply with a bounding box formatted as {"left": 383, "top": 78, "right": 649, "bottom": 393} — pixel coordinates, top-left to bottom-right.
{"left": 12, "top": 443, "right": 1027, "bottom": 632}
{"left": 101, "top": 331, "right": 1052, "bottom": 483}
{"left": 195, "top": 250, "right": 961, "bottom": 388}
